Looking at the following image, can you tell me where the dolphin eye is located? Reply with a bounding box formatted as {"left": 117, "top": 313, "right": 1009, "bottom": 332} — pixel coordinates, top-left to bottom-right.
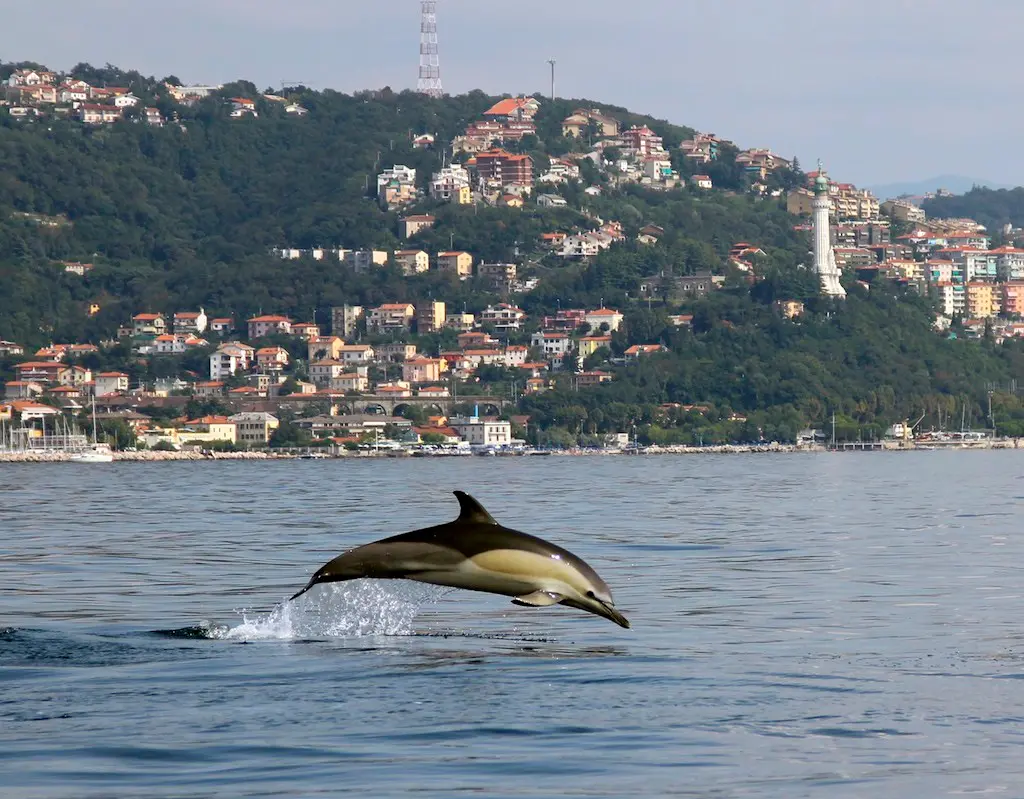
{"left": 586, "top": 591, "right": 596, "bottom": 599}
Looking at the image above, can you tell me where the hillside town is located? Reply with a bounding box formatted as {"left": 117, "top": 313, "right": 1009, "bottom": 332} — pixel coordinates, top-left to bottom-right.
{"left": 3, "top": 68, "right": 1024, "bottom": 456}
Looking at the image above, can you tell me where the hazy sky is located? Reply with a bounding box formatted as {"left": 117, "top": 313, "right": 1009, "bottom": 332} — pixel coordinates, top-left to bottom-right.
{"left": 2, "top": 0, "right": 1018, "bottom": 187}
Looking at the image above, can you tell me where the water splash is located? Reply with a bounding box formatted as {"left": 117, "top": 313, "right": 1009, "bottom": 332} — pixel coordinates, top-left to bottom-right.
{"left": 214, "top": 580, "right": 450, "bottom": 641}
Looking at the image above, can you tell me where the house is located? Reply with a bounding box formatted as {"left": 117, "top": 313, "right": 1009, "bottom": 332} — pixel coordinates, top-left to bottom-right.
{"left": 499, "top": 194, "right": 524, "bottom": 208}
{"left": 375, "top": 383, "right": 413, "bottom": 399}
{"left": 256, "top": 346, "right": 290, "bottom": 372}
{"left": 537, "top": 194, "right": 568, "bottom": 208}
{"left": 337, "top": 344, "right": 375, "bottom": 365}
{"left": 210, "top": 342, "right": 255, "bottom": 380}
{"left": 94, "top": 372, "right": 130, "bottom": 397}
{"left": 480, "top": 304, "right": 526, "bottom": 331}
{"left": 445, "top": 312, "right": 476, "bottom": 332}
{"left": 399, "top": 215, "right": 436, "bottom": 239}
{"left": 377, "top": 165, "right": 418, "bottom": 208}
{"left": 7, "top": 70, "right": 56, "bottom": 87}
{"left": 0, "top": 341, "right": 25, "bottom": 356}
{"left": 284, "top": 103, "right": 308, "bottom": 116}
{"left": 308, "top": 336, "right": 345, "bottom": 361}
{"left": 620, "top": 126, "right": 666, "bottom": 157}
{"left": 561, "top": 108, "right": 619, "bottom": 138}
{"left": 173, "top": 308, "right": 208, "bottom": 335}
{"left": 143, "top": 107, "right": 163, "bottom": 126}
{"left": 247, "top": 315, "right": 293, "bottom": 339}
{"left": 209, "top": 317, "right": 234, "bottom": 335}
{"left": 531, "top": 331, "right": 572, "bottom": 359}
{"left": 639, "top": 272, "right": 721, "bottom": 301}
{"left": 229, "top": 97, "right": 258, "bottom": 117}
{"left": 483, "top": 97, "right": 540, "bottom": 122}
{"left": 575, "top": 371, "right": 613, "bottom": 388}
{"left": 331, "top": 305, "right": 364, "bottom": 337}
{"left": 450, "top": 416, "right": 513, "bottom": 447}
{"left": 367, "top": 304, "right": 415, "bottom": 334}
{"left": 194, "top": 380, "right": 225, "bottom": 397}
{"left": 578, "top": 335, "right": 612, "bottom": 359}
{"left": 4, "top": 381, "right": 44, "bottom": 400}
{"left": 477, "top": 262, "right": 517, "bottom": 288}
{"left": 416, "top": 301, "right": 446, "bottom": 333}
{"left": 181, "top": 415, "right": 237, "bottom": 444}
{"left": 584, "top": 308, "right": 624, "bottom": 332}
{"left": 309, "top": 360, "right": 350, "bottom": 387}
{"left": 165, "top": 84, "right": 223, "bottom": 103}
{"left": 436, "top": 251, "right": 474, "bottom": 278}
{"left": 230, "top": 412, "right": 280, "bottom": 445}
{"left": 291, "top": 322, "right": 320, "bottom": 340}
{"left": 61, "top": 261, "right": 94, "bottom": 276}
{"left": 691, "top": 175, "right": 713, "bottom": 190}
{"left": 402, "top": 358, "right": 444, "bottom": 384}
{"left": 114, "top": 93, "right": 140, "bottom": 108}
{"left": 430, "top": 165, "right": 472, "bottom": 204}
{"left": 624, "top": 344, "right": 666, "bottom": 360}
{"left": 132, "top": 313, "right": 166, "bottom": 337}
{"left": 376, "top": 343, "right": 417, "bottom": 364}
{"left": 473, "top": 149, "right": 533, "bottom": 188}
{"left": 76, "top": 104, "right": 122, "bottom": 124}
{"left": 412, "top": 133, "right": 435, "bottom": 149}
{"left": 330, "top": 372, "right": 369, "bottom": 393}
{"left": 393, "top": 250, "right": 430, "bottom": 275}
{"left": 343, "top": 250, "right": 390, "bottom": 273}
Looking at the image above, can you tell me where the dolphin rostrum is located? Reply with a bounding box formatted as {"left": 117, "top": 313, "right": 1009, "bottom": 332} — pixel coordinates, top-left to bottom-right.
{"left": 290, "top": 491, "right": 630, "bottom": 628}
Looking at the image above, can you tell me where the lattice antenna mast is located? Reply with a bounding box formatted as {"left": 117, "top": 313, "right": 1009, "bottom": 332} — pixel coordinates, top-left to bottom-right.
{"left": 418, "top": 1, "right": 443, "bottom": 98}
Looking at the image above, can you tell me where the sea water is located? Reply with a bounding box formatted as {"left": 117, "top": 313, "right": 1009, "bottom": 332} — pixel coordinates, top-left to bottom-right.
{"left": 2, "top": 452, "right": 1024, "bottom": 798}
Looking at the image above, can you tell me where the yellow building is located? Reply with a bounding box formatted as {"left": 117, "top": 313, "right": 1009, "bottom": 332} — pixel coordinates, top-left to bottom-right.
{"left": 577, "top": 335, "right": 612, "bottom": 358}
{"left": 393, "top": 250, "right": 430, "bottom": 275}
{"left": 966, "top": 282, "right": 998, "bottom": 318}
{"left": 416, "top": 301, "right": 447, "bottom": 333}
{"left": 179, "top": 415, "right": 237, "bottom": 444}
{"left": 436, "top": 251, "right": 474, "bottom": 278}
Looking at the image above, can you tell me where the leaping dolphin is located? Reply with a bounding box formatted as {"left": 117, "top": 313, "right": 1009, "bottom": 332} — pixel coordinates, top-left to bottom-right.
{"left": 290, "top": 491, "right": 630, "bottom": 628}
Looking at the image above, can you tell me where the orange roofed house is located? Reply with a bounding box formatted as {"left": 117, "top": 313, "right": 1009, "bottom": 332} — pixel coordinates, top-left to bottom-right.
{"left": 248, "top": 315, "right": 293, "bottom": 339}
{"left": 483, "top": 97, "right": 541, "bottom": 122}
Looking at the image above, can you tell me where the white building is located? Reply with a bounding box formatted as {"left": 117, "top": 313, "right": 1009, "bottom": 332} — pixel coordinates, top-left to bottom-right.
{"left": 430, "top": 164, "right": 472, "bottom": 202}
{"left": 531, "top": 331, "right": 572, "bottom": 358}
{"left": 451, "top": 417, "right": 513, "bottom": 448}
{"left": 480, "top": 304, "right": 526, "bottom": 331}
{"left": 210, "top": 342, "right": 254, "bottom": 380}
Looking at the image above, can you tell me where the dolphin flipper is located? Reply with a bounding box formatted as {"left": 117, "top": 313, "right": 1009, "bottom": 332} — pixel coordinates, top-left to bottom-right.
{"left": 511, "top": 590, "right": 563, "bottom": 607}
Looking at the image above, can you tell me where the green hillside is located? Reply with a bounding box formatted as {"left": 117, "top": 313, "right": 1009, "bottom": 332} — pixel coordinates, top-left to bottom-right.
{"left": 2, "top": 61, "right": 1024, "bottom": 443}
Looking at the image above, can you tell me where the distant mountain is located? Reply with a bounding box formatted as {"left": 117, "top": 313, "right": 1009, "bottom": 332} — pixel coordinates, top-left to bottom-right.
{"left": 866, "top": 175, "right": 1016, "bottom": 200}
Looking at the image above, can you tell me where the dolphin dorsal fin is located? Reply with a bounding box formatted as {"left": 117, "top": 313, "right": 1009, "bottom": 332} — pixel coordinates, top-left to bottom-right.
{"left": 453, "top": 491, "right": 498, "bottom": 525}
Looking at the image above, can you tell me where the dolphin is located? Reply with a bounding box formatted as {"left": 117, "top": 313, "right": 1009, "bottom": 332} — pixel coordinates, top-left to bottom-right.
{"left": 290, "top": 491, "right": 630, "bottom": 628}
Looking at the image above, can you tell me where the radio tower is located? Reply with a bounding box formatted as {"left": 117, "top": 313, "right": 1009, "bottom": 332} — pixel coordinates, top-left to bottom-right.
{"left": 417, "top": 1, "right": 443, "bottom": 98}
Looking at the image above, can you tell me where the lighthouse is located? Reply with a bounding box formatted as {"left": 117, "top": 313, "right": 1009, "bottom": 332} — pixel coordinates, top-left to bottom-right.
{"left": 812, "top": 163, "right": 846, "bottom": 298}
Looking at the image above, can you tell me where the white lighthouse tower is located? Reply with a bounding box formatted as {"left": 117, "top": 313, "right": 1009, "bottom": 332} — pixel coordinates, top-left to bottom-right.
{"left": 812, "top": 162, "right": 846, "bottom": 298}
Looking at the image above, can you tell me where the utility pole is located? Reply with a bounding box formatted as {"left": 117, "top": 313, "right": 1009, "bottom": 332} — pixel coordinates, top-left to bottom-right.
{"left": 547, "top": 59, "right": 556, "bottom": 102}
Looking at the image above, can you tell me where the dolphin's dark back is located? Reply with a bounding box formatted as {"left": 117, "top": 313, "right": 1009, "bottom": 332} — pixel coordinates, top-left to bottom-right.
{"left": 290, "top": 490, "right": 610, "bottom": 600}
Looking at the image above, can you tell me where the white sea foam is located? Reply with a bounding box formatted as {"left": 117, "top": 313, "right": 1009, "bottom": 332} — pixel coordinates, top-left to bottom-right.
{"left": 215, "top": 580, "right": 449, "bottom": 641}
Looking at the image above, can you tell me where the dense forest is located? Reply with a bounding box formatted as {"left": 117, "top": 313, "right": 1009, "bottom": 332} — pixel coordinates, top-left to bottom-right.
{"left": 3, "top": 61, "right": 1024, "bottom": 443}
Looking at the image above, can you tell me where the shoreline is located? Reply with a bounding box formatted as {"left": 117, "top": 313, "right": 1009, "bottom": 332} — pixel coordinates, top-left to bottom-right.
{"left": 0, "top": 439, "right": 1021, "bottom": 463}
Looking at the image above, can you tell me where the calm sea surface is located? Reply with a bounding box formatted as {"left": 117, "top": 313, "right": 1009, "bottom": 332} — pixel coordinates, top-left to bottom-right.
{"left": 2, "top": 453, "right": 1024, "bottom": 798}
